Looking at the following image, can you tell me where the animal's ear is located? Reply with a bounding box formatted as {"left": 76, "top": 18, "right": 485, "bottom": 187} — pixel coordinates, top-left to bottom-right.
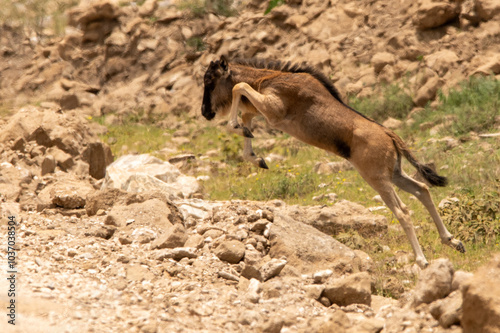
{"left": 220, "top": 55, "right": 229, "bottom": 72}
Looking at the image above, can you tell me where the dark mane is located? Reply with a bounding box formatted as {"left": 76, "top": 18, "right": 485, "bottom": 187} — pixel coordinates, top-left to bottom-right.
{"left": 233, "top": 58, "right": 345, "bottom": 104}
{"left": 232, "top": 58, "right": 380, "bottom": 125}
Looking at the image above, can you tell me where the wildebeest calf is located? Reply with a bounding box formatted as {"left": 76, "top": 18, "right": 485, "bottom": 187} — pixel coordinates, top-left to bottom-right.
{"left": 201, "top": 55, "right": 465, "bottom": 268}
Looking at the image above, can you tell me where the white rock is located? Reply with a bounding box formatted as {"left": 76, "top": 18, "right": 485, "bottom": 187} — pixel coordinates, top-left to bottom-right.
{"left": 102, "top": 154, "right": 200, "bottom": 199}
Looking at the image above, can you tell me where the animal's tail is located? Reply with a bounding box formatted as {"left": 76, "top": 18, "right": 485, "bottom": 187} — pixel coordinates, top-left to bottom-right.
{"left": 385, "top": 129, "right": 448, "bottom": 187}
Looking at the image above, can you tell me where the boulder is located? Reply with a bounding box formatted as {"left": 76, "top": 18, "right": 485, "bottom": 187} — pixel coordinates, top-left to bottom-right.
{"left": 413, "top": 0, "right": 461, "bottom": 29}
{"left": 475, "top": 0, "right": 500, "bottom": 21}
{"left": 101, "top": 154, "right": 200, "bottom": 199}
{"left": 284, "top": 201, "right": 387, "bottom": 237}
{"left": 471, "top": 54, "right": 500, "bottom": 76}
{"left": 462, "top": 254, "right": 500, "bottom": 333}
{"left": 41, "top": 155, "right": 56, "bottom": 176}
{"left": 429, "top": 290, "right": 462, "bottom": 328}
{"left": 82, "top": 142, "right": 114, "bottom": 180}
{"left": 85, "top": 188, "right": 143, "bottom": 216}
{"left": 37, "top": 176, "right": 95, "bottom": 210}
{"left": 413, "top": 258, "right": 454, "bottom": 306}
{"left": 0, "top": 162, "right": 31, "bottom": 201}
{"left": 371, "top": 52, "right": 396, "bottom": 74}
{"left": 268, "top": 213, "right": 360, "bottom": 274}
{"left": 323, "top": 272, "right": 372, "bottom": 306}
{"left": 413, "top": 76, "right": 443, "bottom": 107}
{"left": 104, "top": 198, "right": 176, "bottom": 230}
{"left": 382, "top": 117, "right": 403, "bottom": 130}
{"left": 47, "top": 147, "right": 74, "bottom": 171}
{"left": 425, "top": 50, "right": 459, "bottom": 76}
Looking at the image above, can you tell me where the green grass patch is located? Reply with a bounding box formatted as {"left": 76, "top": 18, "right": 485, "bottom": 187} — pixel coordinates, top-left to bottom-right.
{"left": 0, "top": 0, "right": 79, "bottom": 38}
{"left": 348, "top": 83, "right": 413, "bottom": 122}
{"left": 264, "top": 0, "right": 286, "bottom": 14}
{"left": 177, "top": 0, "right": 237, "bottom": 17}
{"left": 406, "top": 76, "right": 500, "bottom": 137}
{"left": 93, "top": 113, "right": 172, "bottom": 157}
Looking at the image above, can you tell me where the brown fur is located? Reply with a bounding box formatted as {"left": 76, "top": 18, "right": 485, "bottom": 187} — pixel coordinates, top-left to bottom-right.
{"left": 201, "top": 56, "right": 464, "bottom": 268}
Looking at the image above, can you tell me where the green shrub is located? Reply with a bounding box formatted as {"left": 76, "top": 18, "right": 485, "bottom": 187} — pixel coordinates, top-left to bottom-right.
{"left": 440, "top": 193, "right": 500, "bottom": 245}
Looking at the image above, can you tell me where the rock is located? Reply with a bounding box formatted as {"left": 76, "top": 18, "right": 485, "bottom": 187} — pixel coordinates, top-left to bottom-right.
{"left": 241, "top": 264, "right": 263, "bottom": 281}
{"left": 11, "top": 137, "right": 26, "bottom": 152}
{"left": 86, "top": 188, "right": 142, "bottom": 216}
{"left": 313, "top": 269, "right": 334, "bottom": 284}
{"left": 382, "top": 117, "right": 403, "bottom": 130}
{"left": 59, "top": 93, "right": 80, "bottom": 110}
{"left": 68, "top": 0, "right": 122, "bottom": 27}
{"left": 414, "top": 0, "right": 461, "bottom": 29}
{"left": 218, "top": 270, "right": 240, "bottom": 282}
{"left": 371, "top": 52, "right": 396, "bottom": 74}
{"left": 214, "top": 240, "right": 246, "bottom": 264}
{"left": 429, "top": 290, "right": 462, "bottom": 328}
{"left": 285, "top": 201, "right": 387, "bottom": 237}
{"left": 413, "top": 76, "right": 443, "bottom": 107}
{"left": 152, "top": 224, "right": 188, "bottom": 249}
{"left": 184, "top": 234, "right": 204, "bottom": 249}
{"left": 462, "top": 254, "right": 500, "bottom": 333}
{"left": 86, "top": 225, "right": 116, "bottom": 240}
{"left": 413, "top": 258, "right": 454, "bottom": 306}
{"left": 472, "top": 54, "right": 500, "bottom": 76}
{"left": 102, "top": 154, "right": 200, "bottom": 199}
{"left": 309, "top": 309, "right": 352, "bottom": 332}
{"left": 38, "top": 177, "right": 95, "bottom": 209}
{"left": 41, "top": 155, "right": 56, "bottom": 176}
{"left": 314, "top": 160, "right": 354, "bottom": 175}
{"left": 304, "top": 284, "right": 325, "bottom": 300}
{"left": 475, "top": 0, "right": 500, "bottom": 21}
{"left": 261, "top": 317, "right": 284, "bottom": 333}
{"left": 323, "top": 272, "right": 372, "bottom": 306}
{"left": 82, "top": 142, "right": 114, "bottom": 180}
{"left": 0, "top": 163, "right": 29, "bottom": 201}
{"left": 425, "top": 50, "right": 459, "bottom": 76}
{"left": 246, "top": 278, "right": 261, "bottom": 304}
{"left": 47, "top": 147, "right": 74, "bottom": 171}
{"left": 269, "top": 213, "right": 360, "bottom": 274}
{"left": 153, "top": 247, "right": 197, "bottom": 261}
{"left": 260, "top": 258, "right": 287, "bottom": 281}
{"left": 126, "top": 264, "right": 155, "bottom": 282}
{"left": 105, "top": 198, "right": 176, "bottom": 229}
{"left": 451, "top": 270, "right": 474, "bottom": 292}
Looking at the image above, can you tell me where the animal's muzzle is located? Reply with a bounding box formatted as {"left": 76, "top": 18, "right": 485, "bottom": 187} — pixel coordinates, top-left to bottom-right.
{"left": 201, "top": 103, "right": 215, "bottom": 120}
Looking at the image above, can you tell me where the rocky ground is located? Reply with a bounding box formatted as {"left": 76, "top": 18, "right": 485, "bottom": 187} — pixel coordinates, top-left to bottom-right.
{"left": 1, "top": 0, "right": 500, "bottom": 332}
{"left": 0, "top": 105, "right": 498, "bottom": 332}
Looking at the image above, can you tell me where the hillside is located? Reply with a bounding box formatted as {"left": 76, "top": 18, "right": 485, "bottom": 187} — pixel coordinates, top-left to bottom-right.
{"left": 0, "top": 0, "right": 500, "bottom": 332}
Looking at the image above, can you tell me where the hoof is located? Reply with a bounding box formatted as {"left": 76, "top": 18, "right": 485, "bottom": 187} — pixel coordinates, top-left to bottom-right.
{"left": 416, "top": 258, "right": 429, "bottom": 269}
{"left": 243, "top": 126, "right": 254, "bottom": 138}
{"left": 258, "top": 159, "right": 269, "bottom": 169}
{"left": 443, "top": 237, "right": 466, "bottom": 253}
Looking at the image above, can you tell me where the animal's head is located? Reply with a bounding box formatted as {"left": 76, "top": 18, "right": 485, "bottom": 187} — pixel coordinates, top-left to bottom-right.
{"left": 201, "top": 55, "right": 231, "bottom": 120}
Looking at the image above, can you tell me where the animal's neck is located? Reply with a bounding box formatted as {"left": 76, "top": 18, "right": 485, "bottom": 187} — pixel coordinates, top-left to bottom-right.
{"left": 229, "top": 65, "right": 273, "bottom": 89}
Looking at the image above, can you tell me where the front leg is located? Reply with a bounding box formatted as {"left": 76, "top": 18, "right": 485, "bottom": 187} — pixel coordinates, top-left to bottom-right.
{"left": 227, "top": 83, "right": 254, "bottom": 138}
{"left": 242, "top": 112, "right": 268, "bottom": 169}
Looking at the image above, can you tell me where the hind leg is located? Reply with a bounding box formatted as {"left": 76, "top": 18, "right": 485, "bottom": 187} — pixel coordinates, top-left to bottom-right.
{"left": 372, "top": 181, "right": 430, "bottom": 268}
{"left": 393, "top": 170, "right": 466, "bottom": 253}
